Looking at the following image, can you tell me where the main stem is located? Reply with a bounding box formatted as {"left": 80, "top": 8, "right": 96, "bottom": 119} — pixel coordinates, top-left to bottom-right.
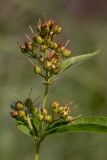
{"left": 35, "top": 142, "right": 40, "bottom": 160}
{"left": 42, "top": 76, "right": 49, "bottom": 108}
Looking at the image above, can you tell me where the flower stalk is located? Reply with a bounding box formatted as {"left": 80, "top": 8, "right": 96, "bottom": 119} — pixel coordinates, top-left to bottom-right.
{"left": 42, "top": 82, "right": 49, "bottom": 108}
{"left": 35, "top": 141, "right": 40, "bottom": 160}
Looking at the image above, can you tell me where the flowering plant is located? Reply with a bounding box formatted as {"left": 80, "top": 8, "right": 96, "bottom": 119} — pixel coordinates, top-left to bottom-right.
{"left": 10, "top": 18, "right": 106, "bottom": 160}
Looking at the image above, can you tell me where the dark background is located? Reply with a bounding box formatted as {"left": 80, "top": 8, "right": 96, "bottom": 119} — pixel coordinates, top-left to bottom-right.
{"left": 0, "top": 0, "right": 107, "bottom": 160}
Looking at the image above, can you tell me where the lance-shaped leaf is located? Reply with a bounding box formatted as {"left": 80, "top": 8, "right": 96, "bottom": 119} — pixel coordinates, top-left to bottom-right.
{"left": 16, "top": 120, "right": 31, "bottom": 136}
{"left": 45, "top": 117, "right": 107, "bottom": 135}
{"left": 61, "top": 50, "right": 100, "bottom": 71}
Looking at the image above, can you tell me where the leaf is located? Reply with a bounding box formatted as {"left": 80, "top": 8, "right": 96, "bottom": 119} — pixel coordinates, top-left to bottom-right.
{"left": 16, "top": 120, "right": 31, "bottom": 136}
{"left": 45, "top": 117, "right": 107, "bottom": 135}
{"left": 47, "top": 119, "right": 68, "bottom": 130}
{"left": 61, "top": 50, "right": 100, "bottom": 71}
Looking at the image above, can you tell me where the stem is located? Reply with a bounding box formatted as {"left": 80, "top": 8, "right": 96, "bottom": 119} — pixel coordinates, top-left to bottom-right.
{"left": 42, "top": 82, "right": 49, "bottom": 108}
{"left": 35, "top": 142, "right": 40, "bottom": 160}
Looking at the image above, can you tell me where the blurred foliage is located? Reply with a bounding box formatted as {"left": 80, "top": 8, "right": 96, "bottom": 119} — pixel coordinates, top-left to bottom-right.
{"left": 0, "top": 0, "right": 107, "bottom": 160}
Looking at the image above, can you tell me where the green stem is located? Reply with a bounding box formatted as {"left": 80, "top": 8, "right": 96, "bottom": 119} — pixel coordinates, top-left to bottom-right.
{"left": 42, "top": 82, "right": 49, "bottom": 108}
{"left": 35, "top": 142, "right": 40, "bottom": 160}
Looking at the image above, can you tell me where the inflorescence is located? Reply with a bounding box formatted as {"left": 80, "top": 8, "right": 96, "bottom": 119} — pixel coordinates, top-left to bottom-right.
{"left": 20, "top": 19, "right": 72, "bottom": 77}
{"left": 10, "top": 18, "right": 74, "bottom": 137}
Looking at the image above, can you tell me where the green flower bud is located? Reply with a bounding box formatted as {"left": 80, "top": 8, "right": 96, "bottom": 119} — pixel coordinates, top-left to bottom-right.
{"left": 34, "top": 65, "right": 41, "bottom": 74}
{"left": 45, "top": 37, "right": 52, "bottom": 45}
{"left": 37, "top": 25, "right": 41, "bottom": 32}
{"left": 38, "top": 113, "right": 44, "bottom": 122}
{"left": 25, "top": 98, "right": 33, "bottom": 107}
{"left": 44, "top": 115, "right": 53, "bottom": 123}
{"left": 62, "top": 49, "right": 71, "bottom": 57}
{"left": 16, "top": 101, "right": 24, "bottom": 110}
{"left": 53, "top": 26, "right": 62, "bottom": 34}
{"left": 10, "top": 111, "right": 18, "bottom": 118}
{"left": 33, "top": 35, "right": 43, "bottom": 44}
{"left": 24, "top": 98, "right": 35, "bottom": 113}
{"left": 40, "top": 44, "right": 47, "bottom": 52}
{"left": 49, "top": 42, "right": 58, "bottom": 49}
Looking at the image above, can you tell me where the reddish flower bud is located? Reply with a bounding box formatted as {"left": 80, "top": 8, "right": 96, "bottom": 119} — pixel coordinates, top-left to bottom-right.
{"left": 10, "top": 111, "right": 18, "bottom": 118}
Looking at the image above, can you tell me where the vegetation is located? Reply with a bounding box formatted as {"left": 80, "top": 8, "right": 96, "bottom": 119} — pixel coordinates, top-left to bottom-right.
{"left": 10, "top": 18, "right": 103, "bottom": 160}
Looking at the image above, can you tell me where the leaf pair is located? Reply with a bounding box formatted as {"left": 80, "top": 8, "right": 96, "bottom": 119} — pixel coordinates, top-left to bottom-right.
{"left": 17, "top": 116, "right": 107, "bottom": 137}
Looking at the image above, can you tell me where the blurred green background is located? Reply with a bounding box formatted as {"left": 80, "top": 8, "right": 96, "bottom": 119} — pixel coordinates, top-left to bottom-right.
{"left": 0, "top": 0, "right": 107, "bottom": 160}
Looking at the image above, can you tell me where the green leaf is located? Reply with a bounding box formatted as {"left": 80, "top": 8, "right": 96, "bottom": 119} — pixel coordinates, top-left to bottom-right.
{"left": 47, "top": 119, "right": 68, "bottom": 130}
{"left": 16, "top": 120, "right": 31, "bottom": 136}
{"left": 45, "top": 117, "right": 107, "bottom": 135}
{"left": 61, "top": 50, "right": 100, "bottom": 71}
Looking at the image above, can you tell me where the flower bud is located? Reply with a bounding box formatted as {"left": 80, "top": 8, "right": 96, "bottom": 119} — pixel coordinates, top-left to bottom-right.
{"left": 40, "top": 44, "right": 47, "bottom": 52}
{"left": 41, "top": 23, "right": 50, "bottom": 33}
{"left": 24, "top": 98, "right": 34, "bottom": 113}
{"left": 66, "top": 116, "right": 73, "bottom": 122}
{"left": 58, "top": 106, "right": 63, "bottom": 112}
{"left": 64, "top": 106, "right": 70, "bottom": 114}
{"left": 62, "top": 49, "right": 71, "bottom": 57}
{"left": 27, "top": 42, "right": 33, "bottom": 52}
{"left": 59, "top": 110, "right": 68, "bottom": 118}
{"left": 45, "top": 37, "right": 51, "bottom": 45}
{"left": 16, "top": 101, "right": 24, "bottom": 110}
{"left": 47, "top": 20, "right": 55, "bottom": 29}
{"left": 51, "top": 101, "right": 60, "bottom": 109}
{"left": 57, "top": 45, "right": 65, "bottom": 53}
{"left": 18, "top": 110, "right": 26, "bottom": 119}
{"left": 59, "top": 106, "right": 70, "bottom": 118}
{"left": 37, "top": 24, "right": 41, "bottom": 32}
{"left": 38, "top": 113, "right": 44, "bottom": 122}
{"left": 41, "top": 108, "right": 48, "bottom": 116}
{"left": 44, "top": 115, "right": 53, "bottom": 123}
{"left": 53, "top": 26, "right": 62, "bottom": 34}
{"left": 53, "top": 66, "right": 60, "bottom": 74}
{"left": 33, "top": 35, "right": 43, "bottom": 45}
{"left": 34, "top": 65, "right": 41, "bottom": 74}
{"left": 10, "top": 111, "right": 18, "bottom": 118}
{"left": 49, "top": 42, "right": 58, "bottom": 49}
{"left": 20, "top": 46, "right": 27, "bottom": 53}
{"left": 44, "top": 61, "right": 52, "bottom": 71}
{"left": 51, "top": 101, "right": 60, "bottom": 113}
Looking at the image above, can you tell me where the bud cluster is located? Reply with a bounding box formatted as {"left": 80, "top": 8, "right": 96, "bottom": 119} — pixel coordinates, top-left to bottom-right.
{"left": 10, "top": 97, "right": 38, "bottom": 122}
{"left": 19, "top": 19, "right": 72, "bottom": 77}
{"left": 10, "top": 98, "right": 73, "bottom": 128}
{"left": 51, "top": 101, "right": 73, "bottom": 122}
